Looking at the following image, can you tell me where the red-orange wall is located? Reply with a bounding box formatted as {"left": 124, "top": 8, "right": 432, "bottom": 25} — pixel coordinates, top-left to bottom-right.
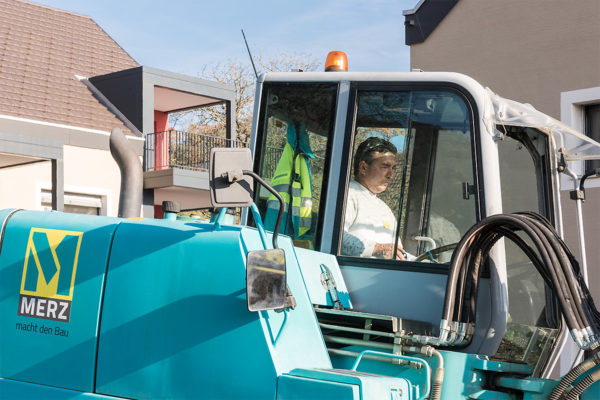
{"left": 154, "top": 110, "right": 168, "bottom": 132}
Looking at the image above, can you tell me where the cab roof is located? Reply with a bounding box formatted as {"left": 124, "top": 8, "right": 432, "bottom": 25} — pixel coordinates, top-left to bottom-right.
{"left": 259, "top": 71, "right": 600, "bottom": 161}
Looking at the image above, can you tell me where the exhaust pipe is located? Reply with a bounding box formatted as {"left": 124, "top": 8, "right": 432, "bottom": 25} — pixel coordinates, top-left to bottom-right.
{"left": 110, "top": 127, "right": 143, "bottom": 218}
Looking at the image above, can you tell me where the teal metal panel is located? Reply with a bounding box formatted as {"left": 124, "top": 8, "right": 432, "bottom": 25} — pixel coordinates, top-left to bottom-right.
{"left": 338, "top": 264, "right": 447, "bottom": 331}
{"left": 277, "top": 375, "right": 360, "bottom": 399}
{"left": 330, "top": 347, "right": 538, "bottom": 399}
{"left": 96, "top": 219, "right": 278, "bottom": 399}
{"left": 581, "top": 379, "right": 600, "bottom": 400}
{"left": 0, "top": 377, "right": 119, "bottom": 399}
{"left": 240, "top": 230, "right": 332, "bottom": 376}
{"left": 285, "top": 368, "right": 411, "bottom": 399}
{"left": 294, "top": 247, "right": 352, "bottom": 308}
{"left": 0, "top": 210, "right": 119, "bottom": 391}
{"left": 0, "top": 208, "right": 15, "bottom": 228}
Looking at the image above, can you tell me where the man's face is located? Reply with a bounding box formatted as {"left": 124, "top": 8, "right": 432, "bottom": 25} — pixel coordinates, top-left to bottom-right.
{"left": 357, "top": 151, "right": 396, "bottom": 194}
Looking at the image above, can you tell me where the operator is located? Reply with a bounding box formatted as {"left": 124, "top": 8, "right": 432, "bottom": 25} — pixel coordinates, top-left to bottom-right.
{"left": 341, "top": 137, "right": 410, "bottom": 260}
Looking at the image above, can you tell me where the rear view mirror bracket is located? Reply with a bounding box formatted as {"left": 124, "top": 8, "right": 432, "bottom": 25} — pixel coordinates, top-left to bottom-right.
{"left": 210, "top": 148, "right": 285, "bottom": 250}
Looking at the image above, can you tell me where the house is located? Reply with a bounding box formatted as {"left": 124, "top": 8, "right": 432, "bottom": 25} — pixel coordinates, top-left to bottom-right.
{"left": 0, "top": 0, "right": 237, "bottom": 218}
{"left": 403, "top": 0, "right": 600, "bottom": 374}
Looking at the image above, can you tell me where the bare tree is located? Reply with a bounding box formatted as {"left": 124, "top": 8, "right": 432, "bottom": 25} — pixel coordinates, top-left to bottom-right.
{"left": 169, "top": 53, "right": 319, "bottom": 143}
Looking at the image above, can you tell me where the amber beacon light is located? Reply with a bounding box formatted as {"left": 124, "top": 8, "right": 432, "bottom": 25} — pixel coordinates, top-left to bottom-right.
{"left": 325, "top": 51, "right": 348, "bottom": 72}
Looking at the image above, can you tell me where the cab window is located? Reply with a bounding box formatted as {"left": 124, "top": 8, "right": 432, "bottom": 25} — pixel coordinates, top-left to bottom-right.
{"left": 495, "top": 127, "right": 559, "bottom": 376}
{"left": 254, "top": 83, "right": 337, "bottom": 249}
{"left": 340, "top": 88, "right": 478, "bottom": 263}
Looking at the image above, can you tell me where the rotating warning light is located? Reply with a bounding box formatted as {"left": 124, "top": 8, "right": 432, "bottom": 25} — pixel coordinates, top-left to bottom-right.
{"left": 325, "top": 51, "right": 348, "bottom": 72}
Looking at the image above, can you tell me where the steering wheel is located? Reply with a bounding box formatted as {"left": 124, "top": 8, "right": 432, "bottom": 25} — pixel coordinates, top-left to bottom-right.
{"left": 414, "top": 242, "right": 458, "bottom": 263}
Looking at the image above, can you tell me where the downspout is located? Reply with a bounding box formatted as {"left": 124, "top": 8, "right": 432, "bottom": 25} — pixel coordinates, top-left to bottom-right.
{"left": 110, "top": 127, "right": 143, "bottom": 218}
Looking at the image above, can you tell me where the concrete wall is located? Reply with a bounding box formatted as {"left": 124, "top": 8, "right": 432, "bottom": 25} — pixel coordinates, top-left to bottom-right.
{"left": 0, "top": 145, "right": 123, "bottom": 216}
{"left": 410, "top": 0, "right": 600, "bottom": 119}
{"left": 0, "top": 116, "right": 145, "bottom": 217}
{"left": 0, "top": 161, "right": 51, "bottom": 210}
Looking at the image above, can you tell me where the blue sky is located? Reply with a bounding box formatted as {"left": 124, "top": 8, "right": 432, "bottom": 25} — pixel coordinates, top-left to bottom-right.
{"left": 34, "top": 0, "right": 416, "bottom": 75}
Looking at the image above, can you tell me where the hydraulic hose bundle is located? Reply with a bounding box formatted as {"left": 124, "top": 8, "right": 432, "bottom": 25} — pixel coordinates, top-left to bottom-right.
{"left": 549, "top": 352, "right": 600, "bottom": 400}
{"left": 408, "top": 212, "right": 600, "bottom": 350}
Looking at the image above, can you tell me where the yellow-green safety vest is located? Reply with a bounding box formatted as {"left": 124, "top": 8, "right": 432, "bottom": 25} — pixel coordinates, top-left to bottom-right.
{"left": 265, "top": 142, "right": 313, "bottom": 238}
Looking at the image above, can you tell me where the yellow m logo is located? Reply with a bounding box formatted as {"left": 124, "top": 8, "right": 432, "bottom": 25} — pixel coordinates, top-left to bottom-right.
{"left": 20, "top": 228, "right": 83, "bottom": 301}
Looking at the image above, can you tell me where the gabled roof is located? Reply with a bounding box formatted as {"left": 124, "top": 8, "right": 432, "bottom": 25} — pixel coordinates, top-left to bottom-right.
{"left": 0, "top": 0, "right": 140, "bottom": 136}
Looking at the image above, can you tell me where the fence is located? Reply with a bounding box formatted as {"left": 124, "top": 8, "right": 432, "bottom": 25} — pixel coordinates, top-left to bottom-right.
{"left": 144, "top": 130, "right": 249, "bottom": 172}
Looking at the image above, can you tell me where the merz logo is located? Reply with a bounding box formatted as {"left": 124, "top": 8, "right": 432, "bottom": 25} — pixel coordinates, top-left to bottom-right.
{"left": 18, "top": 228, "right": 83, "bottom": 322}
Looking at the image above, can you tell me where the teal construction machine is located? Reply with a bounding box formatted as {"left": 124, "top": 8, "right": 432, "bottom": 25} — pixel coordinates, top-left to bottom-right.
{"left": 1, "top": 55, "right": 600, "bottom": 399}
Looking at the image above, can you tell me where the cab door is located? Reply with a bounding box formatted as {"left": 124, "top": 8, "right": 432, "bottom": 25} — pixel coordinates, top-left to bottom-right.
{"left": 331, "top": 84, "right": 482, "bottom": 328}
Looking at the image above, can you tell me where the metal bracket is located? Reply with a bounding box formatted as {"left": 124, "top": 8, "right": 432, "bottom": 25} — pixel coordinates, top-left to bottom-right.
{"left": 570, "top": 189, "right": 585, "bottom": 201}
{"left": 462, "top": 182, "right": 476, "bottom": 200}
{"left": 320, "top": 264, "right": 344, "bottom": 310}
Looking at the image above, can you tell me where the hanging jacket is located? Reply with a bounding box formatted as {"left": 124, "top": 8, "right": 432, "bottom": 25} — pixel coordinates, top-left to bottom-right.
{"left": 264, "top": 121, "right": 313, "bottom": 238}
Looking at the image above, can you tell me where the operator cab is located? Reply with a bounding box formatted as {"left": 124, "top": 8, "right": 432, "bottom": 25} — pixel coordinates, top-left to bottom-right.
{"left": 249, "top": 66, "right": 583, "bottom": 377}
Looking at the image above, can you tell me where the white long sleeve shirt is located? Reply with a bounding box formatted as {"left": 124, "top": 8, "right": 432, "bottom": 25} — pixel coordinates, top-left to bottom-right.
{"left": 341, "top": 180, "right": 400, "bottom": 258}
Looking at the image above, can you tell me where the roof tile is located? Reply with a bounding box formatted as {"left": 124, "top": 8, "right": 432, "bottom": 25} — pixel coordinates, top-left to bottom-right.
{"left": 0, "top": 0, "right": 140, "bottom": 135}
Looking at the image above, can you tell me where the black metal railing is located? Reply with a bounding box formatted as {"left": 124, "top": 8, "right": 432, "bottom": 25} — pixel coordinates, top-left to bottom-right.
{"left": 262, "top": 146, "right": 284, "bottom": 179}
{"left": 144, "top": 130, "right": 249, "bottom": 172}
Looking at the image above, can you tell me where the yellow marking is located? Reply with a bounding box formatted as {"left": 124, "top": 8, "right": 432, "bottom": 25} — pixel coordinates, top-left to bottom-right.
{"left": 384, "top": 221, "right": 390, "bottom": 229}
{"left": 20, "top": 228, "right": 83, "bottom": 300}
{"left": 253, "top": 266, "right": 285, "bottom": 275}
{"left": 127, "top": 217, "right": 145, "bottom": 221}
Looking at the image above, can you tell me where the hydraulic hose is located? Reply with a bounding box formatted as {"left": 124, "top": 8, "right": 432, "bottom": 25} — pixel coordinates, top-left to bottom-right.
{"left": 549, "top": 352, "right": 600, "bottom": 400}
{"left": 242, "top": 170, "right": 283, "bottom": 250}
{"left": 408, "top": 212, "right": 600, "bottom": 349}
{"left": 563, "top": 365, "right": 600, "bottom": 400}
{"left": 402, "top": 346, "right": 444, "bottom": 400}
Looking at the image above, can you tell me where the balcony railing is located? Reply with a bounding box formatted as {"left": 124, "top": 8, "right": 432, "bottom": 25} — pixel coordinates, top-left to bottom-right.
{"left": 144, "top": 130, "right": 249, "bottom": 172}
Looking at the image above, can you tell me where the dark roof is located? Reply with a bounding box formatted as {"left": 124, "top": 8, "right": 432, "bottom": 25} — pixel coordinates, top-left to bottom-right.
{"left": 0, "top": 0, "right": 140, "bottom": 135}
{"left": 404, "top": 0, "right": 459, "bottom": 46}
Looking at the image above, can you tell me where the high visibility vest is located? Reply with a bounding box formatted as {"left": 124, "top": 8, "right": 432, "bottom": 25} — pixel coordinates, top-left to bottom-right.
{"left": 264, "top": 143, "right": 313, "bottom": 238}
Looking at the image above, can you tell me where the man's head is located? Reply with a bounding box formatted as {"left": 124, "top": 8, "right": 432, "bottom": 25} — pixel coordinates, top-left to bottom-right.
{"left": 353, "top": 137, "right": 397, "bottom": 194}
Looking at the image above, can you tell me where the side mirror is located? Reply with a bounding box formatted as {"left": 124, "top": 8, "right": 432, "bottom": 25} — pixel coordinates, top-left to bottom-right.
{"left": 209, "top": 148, "right": 253, "bottom": 207}
{"left": 246, "top": 249, "right": 286, "bottom": 311}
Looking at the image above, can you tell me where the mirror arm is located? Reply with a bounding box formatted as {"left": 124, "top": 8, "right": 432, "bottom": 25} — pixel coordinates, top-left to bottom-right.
{"left": 240, "top": 170, "right": 284, "bottom": 250}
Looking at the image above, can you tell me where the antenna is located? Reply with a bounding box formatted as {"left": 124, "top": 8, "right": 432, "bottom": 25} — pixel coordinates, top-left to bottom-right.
{"left": 241, "top": 29, "right": 259, "bottom": 79}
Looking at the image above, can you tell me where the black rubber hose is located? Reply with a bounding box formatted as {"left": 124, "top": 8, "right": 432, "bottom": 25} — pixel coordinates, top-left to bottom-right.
{"left": 443, "top": 221, "right": 491, "bottom": 324}
{"left": 505, "top": 214, "right": 584, "bottom": 331}
{"left": 579, "top": 168, "right": 600, "bottom": 200}
{"left": 440, "top": 212, "right": 600, "bottom": 349}
{"left": 242, "top": 170, "right": 284, "bottom": 250}
{"left": 458, "top": 234, "right": 497, "bottom": 324}
{"left": 524, "top": 214, "right": 589, "bottom": 330}
{"left": 453, "top": 216, "right": 560, "bottom": 327}
{"left": 513, "top": 215, "right": 586, "bottom": 332}
{"left": 448, "top": 213, "right": 585, "bottom": 337}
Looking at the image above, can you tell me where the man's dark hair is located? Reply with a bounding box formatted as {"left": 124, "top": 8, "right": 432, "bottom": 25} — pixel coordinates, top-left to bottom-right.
{"left": 353, "top": 137, "right": 397, "bottom": 176}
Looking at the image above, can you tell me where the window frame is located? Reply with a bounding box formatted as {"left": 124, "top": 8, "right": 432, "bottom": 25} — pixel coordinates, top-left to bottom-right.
{"left": 331, "top": 82, "right": 484, "bottom": 273}
{"left": 496, "top": 126, "right": 556, "bottom": 224}
{"left": 251, "top": 81, "right": 340, "bottom": 250}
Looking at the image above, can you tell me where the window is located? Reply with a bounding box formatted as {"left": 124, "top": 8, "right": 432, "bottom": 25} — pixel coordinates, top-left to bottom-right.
{"left": 585, "top": 104, "right": 600, "bottom": 172}
{"left": 340, "top": 88, "right": 477, "bottom": 263}
{"left": 495, "top": 127, "right": 559, "bottom": 376}
{"left": 41, "top": 190, "right": 105, "bottom": 215}
{"left": 254, "top": 83, "right": 338, "bottom": 250}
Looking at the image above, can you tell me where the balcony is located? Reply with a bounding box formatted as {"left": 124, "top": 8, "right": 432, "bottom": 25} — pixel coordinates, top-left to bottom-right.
{"left": 143, "top": 130, "right": 248, "bottom": 211}
{"left": 144, "top": 130, "right": 248, "bottom": 172}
